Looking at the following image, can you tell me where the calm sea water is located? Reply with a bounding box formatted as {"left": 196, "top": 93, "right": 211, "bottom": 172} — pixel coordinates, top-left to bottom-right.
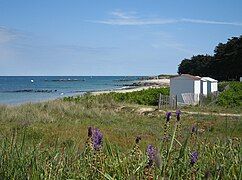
{"left": 0, "top": 76, "right": 140, "bottom": 105}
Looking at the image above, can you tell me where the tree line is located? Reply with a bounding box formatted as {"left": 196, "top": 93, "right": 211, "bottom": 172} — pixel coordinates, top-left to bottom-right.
{"left": 178, "top": 35, "right": 242, "bottom": 81}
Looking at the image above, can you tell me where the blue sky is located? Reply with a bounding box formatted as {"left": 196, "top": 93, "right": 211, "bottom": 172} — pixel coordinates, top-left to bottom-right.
{"left": 0, "top": 0, "right": 241, "bottom": 76}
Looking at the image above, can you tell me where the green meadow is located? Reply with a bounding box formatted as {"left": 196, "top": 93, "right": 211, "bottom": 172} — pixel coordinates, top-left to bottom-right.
{"left": 0, "top": 88, "right": 241, "bottom": 179}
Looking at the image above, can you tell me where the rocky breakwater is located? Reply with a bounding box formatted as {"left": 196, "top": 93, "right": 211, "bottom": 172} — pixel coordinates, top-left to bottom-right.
{"left": 3, "top": 89, "right": 58, "bottom": 93}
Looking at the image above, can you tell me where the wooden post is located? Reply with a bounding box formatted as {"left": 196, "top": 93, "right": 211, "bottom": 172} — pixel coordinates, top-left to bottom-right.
{"left": 158, "top": 93, "right": 161, "bottom": 109}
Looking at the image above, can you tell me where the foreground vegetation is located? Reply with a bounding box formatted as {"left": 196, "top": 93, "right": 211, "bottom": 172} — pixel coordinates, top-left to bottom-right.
{"left": 64, "top": 87, "right": 169, "bottom": 106}
{"left": 0, "top": 90, "right": 241, "bottom": 179}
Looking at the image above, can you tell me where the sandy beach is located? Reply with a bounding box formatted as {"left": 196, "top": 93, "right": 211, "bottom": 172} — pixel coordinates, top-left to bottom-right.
{"left": 91, "top": 78, "right": 170, "bottom": 95}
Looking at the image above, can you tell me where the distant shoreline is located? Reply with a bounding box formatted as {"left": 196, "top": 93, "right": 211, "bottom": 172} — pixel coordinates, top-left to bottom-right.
{"left": 0, "top": 77, "right": 170, "bottom": 105}
{"left": 90, "top": 78, "right": 170, "bottom": 95}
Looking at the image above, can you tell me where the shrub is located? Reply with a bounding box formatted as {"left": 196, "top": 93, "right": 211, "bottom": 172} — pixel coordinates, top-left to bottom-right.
{"left": 64, "top": 87, "right": 170, "bottom": 106}
{"left": 218, "top": 81, "right": 231, "bottom": 92}
{"left": 110, "top": 87, "right": 169, "bottom": 106}
{"left": 217, "top": 82, "right": 242, "bottom": 107}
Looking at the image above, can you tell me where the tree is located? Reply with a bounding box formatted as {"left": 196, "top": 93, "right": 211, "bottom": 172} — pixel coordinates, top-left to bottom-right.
{"left": 178, "top": 55, "right": 213, "bottom": 77}
{"left": 177, "top": 35, "right": 242, "bottom": 81}
{"left": 213, "top": 36, "right": 242, "bottom": 81}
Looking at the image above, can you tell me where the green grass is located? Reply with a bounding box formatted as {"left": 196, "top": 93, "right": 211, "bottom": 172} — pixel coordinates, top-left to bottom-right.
{"left": 180, "top": 104, "right": 242, "bottom": 114}
{"left": 0, "top": 93, "right": 241, "bottom": 179}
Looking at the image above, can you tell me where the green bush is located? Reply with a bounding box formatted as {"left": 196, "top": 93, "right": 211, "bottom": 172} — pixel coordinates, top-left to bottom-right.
{"left": 110, "top": 87, "right": 169, "bottom": 105}
{"left": 64, "top": 87, "right": 169, "bottom": 106}
{"left": 217, "top": 82, "right": 242, "bottom": 107}
{"left": 218, "top": 81, "right": 231, "bottom": 92}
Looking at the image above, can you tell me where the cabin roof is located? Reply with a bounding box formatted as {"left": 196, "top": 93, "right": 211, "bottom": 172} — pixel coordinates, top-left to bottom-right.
{"left": 171, "top": 74, "right": 201, "bottom": 80}
{"left": 201, "top": 77, "right": 218, "bottom": 82}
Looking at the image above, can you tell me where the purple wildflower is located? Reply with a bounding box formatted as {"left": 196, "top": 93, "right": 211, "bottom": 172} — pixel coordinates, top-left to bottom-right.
{"left": 92, "top": 128, "right": 103, "bottom": 150}
{"left": 176, "top": 109, "right": 181, "bottom": 121}
{"left": 147, "top": 145, "right": 156, "bottom": 161}
{"left": 166, "top": 112, "right": 172, "bottom": 122}
{"left": 147, "top": 145, "right": 156, "bottom": 167}
{"left": 190, "top": 151, "right": 198, "bottom": 165}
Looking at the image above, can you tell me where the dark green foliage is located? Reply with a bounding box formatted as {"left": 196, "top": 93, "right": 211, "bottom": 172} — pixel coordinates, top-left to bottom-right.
{"left": 178, "top": 35, "right": 242, "bottom": 81}
{"left": 64, "top": 87, "right": 170, "bottom": 106}
{"left": 178, "top": 55, "right": 213, "bottom": 77}
{"left": 214, "top": 37, "right": 242, "bottom": 81}
{"left": 217, "top": 82, "right": 242, "bottom": 107}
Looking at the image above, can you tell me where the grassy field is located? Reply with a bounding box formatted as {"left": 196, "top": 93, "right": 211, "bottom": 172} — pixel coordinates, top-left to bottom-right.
{"left": 0, "top": 91, "right": 241, "bottom": 179}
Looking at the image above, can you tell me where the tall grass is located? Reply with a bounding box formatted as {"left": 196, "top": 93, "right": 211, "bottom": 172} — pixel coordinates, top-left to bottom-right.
{"left": 0, "top": 119, "right": 240, "bottom": 179}
{"left": 0, "top": 94, "right": 241, "bottom": 179}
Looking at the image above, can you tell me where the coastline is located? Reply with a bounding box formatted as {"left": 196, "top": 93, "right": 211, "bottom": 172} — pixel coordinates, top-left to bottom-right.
{"left": 0, "top": 78, "right": 170, "bottom": 105}
{"left": 90, "top": 78, "right": 170, "bottom": 95}
{"left": 90, "top": 86, "right": 155, "bottom": 95}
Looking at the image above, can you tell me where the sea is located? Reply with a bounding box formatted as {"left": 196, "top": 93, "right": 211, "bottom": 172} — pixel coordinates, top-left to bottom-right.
{"left": 0, "top": 76, "right": 141, "bottom": 105}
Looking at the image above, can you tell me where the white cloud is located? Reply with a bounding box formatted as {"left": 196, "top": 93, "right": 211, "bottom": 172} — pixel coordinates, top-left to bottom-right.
{"left": 94, "top": 19, "right": 177, "bottom": 25}
{"left": 90, "top": 10, "right": 242, "bottom": 27}
{"left": 109, "top": 10, "right": 137, "bottom": 19}
{"left": 89, "top": 10, "right": 177, "bottom": 25}
{"left": 181, "top": 18, "right": 242, "bottom": 26}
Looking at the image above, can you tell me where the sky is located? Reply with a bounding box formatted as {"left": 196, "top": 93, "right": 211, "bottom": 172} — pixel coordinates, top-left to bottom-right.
{"left": 0, "top": 0, "right": 241, "bottom": 76}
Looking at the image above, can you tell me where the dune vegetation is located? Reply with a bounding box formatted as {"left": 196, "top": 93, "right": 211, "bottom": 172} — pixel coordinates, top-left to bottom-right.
{"left": 0, "top": 89, "right": 241, "bottom": 179}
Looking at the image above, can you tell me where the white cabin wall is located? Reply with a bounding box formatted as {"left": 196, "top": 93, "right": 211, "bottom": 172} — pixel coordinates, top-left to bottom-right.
{"left": 201, "top": 81, "right": 207, "bottom": 95}
{"left": 211, "top": 82, "right": 218, "bottom": 92}
{"left": 170, "top": 77, "right": 195, "bottom": 103}
{"left": 194, "top": 80, "right": 201, "bottom": 103}
{"left": 194, "top": 80, "right": 201, "bottom": 94}
{"left": 204, "top": 81, "right": 208, "bottom": 95}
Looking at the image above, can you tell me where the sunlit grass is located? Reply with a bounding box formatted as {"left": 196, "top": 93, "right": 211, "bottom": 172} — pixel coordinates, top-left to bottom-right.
{"left": 0, "top": 95, "right": 241, "bottom": 179}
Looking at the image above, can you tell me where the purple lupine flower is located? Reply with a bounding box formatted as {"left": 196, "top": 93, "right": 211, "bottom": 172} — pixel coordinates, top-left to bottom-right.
{"left": 147, "top": 145, "right": 156, "bottom": 161}
{"left": 176, "top": 109, "right": 181, "bottom": 121}
{"left": 190, "top": 151, "right": 198, "bottom": 165}
{"left": 166, "top": 112, "right": 172, "bottom": 122}
{"left": 92, "top": 128, "right": 103, "bottom": 150}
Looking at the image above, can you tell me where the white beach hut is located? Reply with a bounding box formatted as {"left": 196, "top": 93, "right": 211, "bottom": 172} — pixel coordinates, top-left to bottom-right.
{"left": 201, "top": 77, "right": 218, "bottom": 94}
{"left": 170, "top": 74, "right": 201, "bottom": 105}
